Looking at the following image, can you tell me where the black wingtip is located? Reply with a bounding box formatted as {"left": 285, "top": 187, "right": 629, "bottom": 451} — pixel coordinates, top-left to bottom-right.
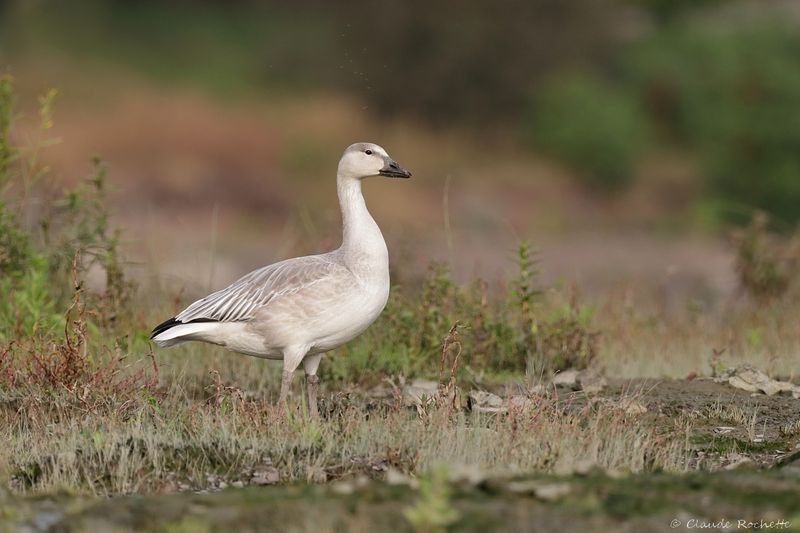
{"left": 151, "top": 317, "right": 220, "bottom": 339}
{"left": 151, "top": 317, "right": 180, "bottom": 339}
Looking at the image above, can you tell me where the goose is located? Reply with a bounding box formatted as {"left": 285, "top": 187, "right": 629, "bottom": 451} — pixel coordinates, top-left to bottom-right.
{"left": 151, "top": 142, "right": 411, "bottom": 418}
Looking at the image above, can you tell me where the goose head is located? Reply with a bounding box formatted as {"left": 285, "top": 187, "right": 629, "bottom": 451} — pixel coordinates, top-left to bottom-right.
{"left": 338, "top": 142, "right": 412, "bottom": 180}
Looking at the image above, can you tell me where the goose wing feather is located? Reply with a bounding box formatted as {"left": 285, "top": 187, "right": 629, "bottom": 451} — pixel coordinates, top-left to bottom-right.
{"left": 175, "top": 255, "right": 350, "bottom": 324}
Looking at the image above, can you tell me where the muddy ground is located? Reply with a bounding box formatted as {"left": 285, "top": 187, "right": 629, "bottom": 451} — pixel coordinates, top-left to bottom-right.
{"left": 5, "top": 377, "right": 800, "bottom": 533}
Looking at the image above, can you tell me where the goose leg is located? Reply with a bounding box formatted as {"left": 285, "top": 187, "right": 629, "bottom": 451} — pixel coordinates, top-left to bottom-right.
{"left": 278, "top": 370, "right": 293, "bottom": 405}
{"left": 279, "top": 347, "right": 307, "bottom": 407}
{"left": 303, "top": 354, "right": 323, "bottom": 420}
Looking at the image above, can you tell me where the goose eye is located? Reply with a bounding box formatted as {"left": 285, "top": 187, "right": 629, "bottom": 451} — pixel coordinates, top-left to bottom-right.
{"left": 365, "top": 149, "right": 373, "bottom": 155}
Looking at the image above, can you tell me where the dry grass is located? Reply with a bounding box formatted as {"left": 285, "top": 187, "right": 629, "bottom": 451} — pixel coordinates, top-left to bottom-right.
{"left": 1, "top": 371, "right": 691, "bottom": 495}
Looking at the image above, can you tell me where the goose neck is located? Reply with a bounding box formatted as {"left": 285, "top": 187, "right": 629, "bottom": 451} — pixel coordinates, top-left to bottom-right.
{"left": 337, "top": 176, "right": 386, "bottom": 258}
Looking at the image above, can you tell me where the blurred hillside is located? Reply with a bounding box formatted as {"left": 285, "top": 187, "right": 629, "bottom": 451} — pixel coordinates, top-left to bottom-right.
{"left": 1, "top": 0, "right": 798, "bottom": 304}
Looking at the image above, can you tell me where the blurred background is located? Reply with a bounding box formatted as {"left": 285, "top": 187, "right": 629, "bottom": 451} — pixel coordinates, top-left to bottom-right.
{"left": 1, "top": 0, "right": 799, "bottom": 306}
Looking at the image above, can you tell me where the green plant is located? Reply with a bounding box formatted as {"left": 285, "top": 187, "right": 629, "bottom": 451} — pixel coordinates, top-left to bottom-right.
{"left": 733, "top": 212, "right": 800, "bottom": 300}
{"left": 527, "top": 71, "right": 648, "bottom": 191}
{"left": 536, "top": 304, "right": 598, "bottom": 373}
{"left": 625, "top": 20, "right": 800, "bottom": 225}
{"left": 404, "top": 466, "right": 459, "bottom": 533}
{"left": 0, "top": 77, "right": 154, "bottom": 417}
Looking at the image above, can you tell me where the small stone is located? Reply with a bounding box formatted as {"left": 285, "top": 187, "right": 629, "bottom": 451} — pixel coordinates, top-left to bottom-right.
{"left": 250, "top": 465, "right": 280, "bottom": 486}
{"left": 552, "top": 369, "right": 579, "bottom": 388}
{"left": 448, "top": 465, "right": 486, "bottom": 487}
{"left": 507, "top": 481, "right": 572, "bottom": 501}
{"left": 306, "top": 466, "right": 327, "bottom": 484}
{"left": 218, "top": 481, "right": 228, "bottom": 489}
{"left": 332, "top": 481, "right": 355, "bottom": 495}
{"left": 577, "top": 368, "right": 608, "bottom": 394}
{"left": 724, "top": 454, "right": 755, "bottom": 470}
{"left": 723, "top": 365, "right": 800, "bottom": 398}
{"left": 467, "top": 390, "right": 505, "bottom": 413}
{"left": 232, "top": 481, "right": 245, "bottom": 488}
{"left": 386, "top": 468, "right": 412, "bottom": 486}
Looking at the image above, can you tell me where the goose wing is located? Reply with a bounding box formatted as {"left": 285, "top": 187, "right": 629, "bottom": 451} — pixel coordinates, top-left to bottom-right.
{"left": 174, "top": 255, "right": 351, "bottom": 324}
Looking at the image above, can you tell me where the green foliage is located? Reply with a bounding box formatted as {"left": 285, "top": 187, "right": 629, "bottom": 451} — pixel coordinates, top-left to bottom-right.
{"left": 0, "top": 76, "right": 152, "bottom": 408}
{"left": 625, "top": 19, "right": 800, "bottom": 225}
{"left": 0, "top": 253, "right": 63, "bottom": 340}
{"left": 630, "top": 0, "right": 724, "bottom": 24}
{"left": 404, "top": 466, "right": 459, "bottom": 533}
{"left": 323, "top": 245, "right": 598, "bottom": 383}
{"left": 346, "top": 1, "right": 619, "bottom": 126}
{"left": 0, "top": 77, "right": 15, "bottom": 180}
{"left": 511, "top": 241, "right": 539, "bottom": 329}
{"left": 0, "top": 207, "right": 31, "bottom": 277}
{"left": 528, "top": 72, "right": 649, "bottom": 191}
{"left": 534, "top": 304, "right": 598, "bottom": 373}
{"left": 2, "top": 1, "right": 623, "bottom": 125}
{"left": 733, "top": 212, "right": 800, "bottom": 301}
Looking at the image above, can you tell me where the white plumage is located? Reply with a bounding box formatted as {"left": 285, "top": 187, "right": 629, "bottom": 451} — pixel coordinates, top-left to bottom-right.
{"left": 151, "top": 142, "right": 411, "bottom": 417}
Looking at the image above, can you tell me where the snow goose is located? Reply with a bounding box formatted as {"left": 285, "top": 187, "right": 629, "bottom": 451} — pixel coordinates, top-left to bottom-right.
{"left": 151, "top": 142, "right": 411, "bottom": 418}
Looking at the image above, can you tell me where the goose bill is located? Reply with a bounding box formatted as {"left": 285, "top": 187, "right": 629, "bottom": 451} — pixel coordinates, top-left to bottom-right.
{"left": 379, "top": 160, "right": 412, "bottom": 178}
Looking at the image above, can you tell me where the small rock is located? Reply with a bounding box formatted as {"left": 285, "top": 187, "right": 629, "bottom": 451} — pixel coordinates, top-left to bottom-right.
{"left": 728, "top": 375, "right": 762, "bottom": 394}
{"left": 218, "top": 481, "right": 228, "bottom": 489}
{"left": 160, "top": 480, "right": 180, "bottom": 493}
{"left": 506, "top": 481, "right": 572, "bottom": 501}
{"left": 467, "top": 391, "right": 536, "bottom": 413}
{"left": 232, "top": 481, "right": 245, "bottom": 488}
{"left": 250, "top": 465, "right": 280, "bottom": 486}
{"left": 719, "top": 365, "right": 800, "bottom": 398}
{"left": 552, "top": 369, "right": 580, "bottom": 388}
{"left": 448, "top": 465, "right": 486, "bottom": 487}
{"left": 467, "top": 390, "right": 505, "bottom": 413}
{"left": 724, "top": 454, "right": 755, "bottom": 470}
{"left": 386, "top": 468, "right": 412, "bottom": 486}
{"left": 577, "top": 368, "right": 608, "bottom": 394}
{"left": 306, "top": 466, "right": 327, "bottom": 484}
{"left": 332, "top": 481, "right": 355, "bottom": 495}
{"left": 553, "top": 457, "right": 597, "bottom": 476}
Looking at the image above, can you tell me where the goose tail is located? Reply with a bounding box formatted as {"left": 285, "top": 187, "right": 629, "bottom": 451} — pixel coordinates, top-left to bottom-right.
{"left": 150, "top": 317, "right": 219, "bottom": 347}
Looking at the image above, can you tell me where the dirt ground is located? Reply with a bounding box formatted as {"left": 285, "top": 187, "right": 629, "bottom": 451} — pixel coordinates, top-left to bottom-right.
{"left": 5, "top": 378, "right": 800, "bottom": 532}
{"left": 601, "top": 378, "right": 800, "bottom": 470}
